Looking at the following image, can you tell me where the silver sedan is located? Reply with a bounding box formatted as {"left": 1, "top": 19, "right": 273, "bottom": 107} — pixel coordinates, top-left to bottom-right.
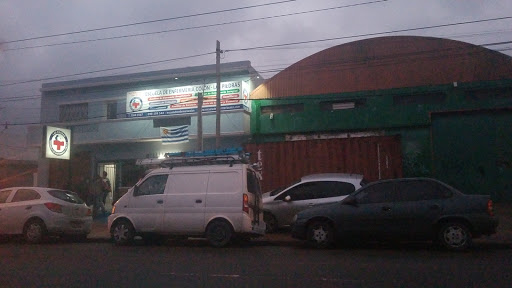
{"left": 0, "top": 187, "right": 92, "bottom": 243}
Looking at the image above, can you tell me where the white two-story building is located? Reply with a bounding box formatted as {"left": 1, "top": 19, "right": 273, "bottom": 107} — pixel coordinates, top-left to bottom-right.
{"left": 28, "top": 61, "right": 262, "bottom": 209}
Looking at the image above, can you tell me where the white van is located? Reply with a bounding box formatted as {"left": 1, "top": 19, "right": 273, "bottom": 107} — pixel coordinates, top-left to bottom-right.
{"left": 107, "top": 154, "right": 265, "bottom": 247}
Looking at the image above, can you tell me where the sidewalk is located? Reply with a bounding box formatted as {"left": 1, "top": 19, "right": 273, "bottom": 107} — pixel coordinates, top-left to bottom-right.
{"left": 88, "top": 204, "right": 512, "bottom": 246}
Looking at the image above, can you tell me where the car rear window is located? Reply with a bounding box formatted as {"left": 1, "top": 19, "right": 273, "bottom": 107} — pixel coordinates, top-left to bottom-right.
{"left": 48, "top": 190, "right": 85, "bottom": 204}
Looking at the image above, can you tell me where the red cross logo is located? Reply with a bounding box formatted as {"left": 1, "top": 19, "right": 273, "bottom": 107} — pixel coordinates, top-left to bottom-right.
{"left": 53, "top": 136, "right": 64, "bottom": 151}
{"left": 130, "top": 97, "right": 143, "bottom": 111}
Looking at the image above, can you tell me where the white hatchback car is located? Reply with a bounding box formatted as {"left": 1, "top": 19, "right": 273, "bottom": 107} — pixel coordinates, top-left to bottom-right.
{"left": 262, "top": 173, "right": 367, "bottom": 232}
{"left": 0, "top": 187, "right": 93, "bottom": 243}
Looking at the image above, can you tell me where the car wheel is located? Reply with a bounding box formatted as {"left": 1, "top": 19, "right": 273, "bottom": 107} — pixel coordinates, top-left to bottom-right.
{"left": 206, "top": 220, "right": 233, "bottom": 248}
{"left": 23, "top": 219, "right": 47, "bottom": 244}
{"left": 264, "top": 212, "right": 278, "bottom": 233}
{"left": 438, "top": 222, "right": 472, "bottom": 251}
{"left": 111, "top": 220, "right": 135, "bottom": 246}
{"left": 307, "top": 221, "right": 334, "bottom": 249}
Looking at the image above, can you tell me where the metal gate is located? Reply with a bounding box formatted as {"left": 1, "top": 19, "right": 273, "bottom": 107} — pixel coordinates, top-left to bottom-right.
{"left": 245, "top": 135, "right": 402, "bottom": 192}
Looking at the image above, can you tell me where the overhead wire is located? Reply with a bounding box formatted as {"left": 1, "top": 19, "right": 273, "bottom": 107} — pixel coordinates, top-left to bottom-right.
{"left": 1, "top": 37, "right": 511, "bottom": 105}
{"left": 4, "top": 37, "right": 511, "bottom": 126}
{"left": 4, "top": 0, "right": 389, "bottom": 52}
{"left": 2, "top": 15, "right": 511, "bottom": 89}
{"left": 0, "top": 52, "right": 216, "bottom": 87}
{"left": 2, "top": 0, "right": 297, "bottom": 44}
{"left": 225, "top": 16, "right": 512, "bottom": 52}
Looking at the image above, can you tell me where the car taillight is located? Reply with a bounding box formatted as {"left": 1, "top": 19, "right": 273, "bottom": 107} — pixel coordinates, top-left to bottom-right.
{"left": 111, "top": 205, "right": 116, "bottom": 214}
{"left": 487, "top": 200, "right": 494, "bottom": 216}
{"left": 44, "top": 202, "right": 63, "bottom": 213}
{"left": 243, "top": 194, "right": 249, "bottom": 214}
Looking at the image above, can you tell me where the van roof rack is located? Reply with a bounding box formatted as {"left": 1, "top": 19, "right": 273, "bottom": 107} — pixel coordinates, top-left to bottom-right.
{"left": 160, "top": 147, "right": 250, "bottom": 168}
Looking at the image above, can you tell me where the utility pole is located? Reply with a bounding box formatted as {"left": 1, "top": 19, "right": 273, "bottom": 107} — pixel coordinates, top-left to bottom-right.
{"left": 197, "top": 84, "right": 204, "bottom": 151}
{"left": 215, "top": 40, "right": 221, "bottom": 148}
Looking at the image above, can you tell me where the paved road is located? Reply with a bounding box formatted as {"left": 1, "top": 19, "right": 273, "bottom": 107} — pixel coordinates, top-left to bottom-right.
{"left": 1, "top": 239, "right": 510, "bottom": 288}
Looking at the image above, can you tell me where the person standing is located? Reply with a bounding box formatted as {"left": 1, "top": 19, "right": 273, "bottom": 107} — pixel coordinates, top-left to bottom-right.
{"left": 89, "top": 174, "right": 104, "bottom": 217}
{"left": 101, "top": 171, "right": 111, "bottom": 205}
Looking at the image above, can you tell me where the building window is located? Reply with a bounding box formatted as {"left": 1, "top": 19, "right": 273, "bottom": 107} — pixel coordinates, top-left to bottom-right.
{"left": 393, "top": 93, "right": 446, "bottom": 105}
{"left": 320, "top": 99, "right": 366, "bottom": 111}
{"left": 107, "top": 102, "right": 117, "bottom": 120}
{"left": 260, "top": 103, "right": 304, "bottom": 115}
{"left": 59, "top": 103, "right": 88, "bottom": 122}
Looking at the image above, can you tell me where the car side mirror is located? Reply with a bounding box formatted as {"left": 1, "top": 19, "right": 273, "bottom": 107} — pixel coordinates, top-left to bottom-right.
{"left": 284, "top": 195, "right": 292, "bottom": 202}
{"left": 342, "top": 195, "right": 358, "bottom": 206}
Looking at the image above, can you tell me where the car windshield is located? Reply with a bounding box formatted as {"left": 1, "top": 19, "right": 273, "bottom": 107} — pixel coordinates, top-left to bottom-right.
{"left": 48, "top": 190, "right": 85, "bottom": 204}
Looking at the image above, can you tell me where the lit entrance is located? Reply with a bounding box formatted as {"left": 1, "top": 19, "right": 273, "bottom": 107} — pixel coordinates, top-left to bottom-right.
{"left": 97, "top": 163, "right": 116, "bottom": 212}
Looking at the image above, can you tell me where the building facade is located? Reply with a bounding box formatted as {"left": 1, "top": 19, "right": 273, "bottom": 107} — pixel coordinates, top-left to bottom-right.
{"left": 29, "top": 61, "right": 262, "bottom": 207}
{"left": 249, "top": 36, "right": 512, "bottom": 201}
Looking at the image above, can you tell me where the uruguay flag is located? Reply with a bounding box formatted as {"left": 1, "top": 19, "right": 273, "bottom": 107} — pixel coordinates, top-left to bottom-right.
{"left": 161, "top": 125, "right": 189, "bottom": 144}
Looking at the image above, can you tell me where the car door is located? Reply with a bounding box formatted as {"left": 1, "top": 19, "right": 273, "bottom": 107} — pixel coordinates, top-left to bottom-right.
{"left": 0, "top": 189, "right": 14, "bottom": 234}
{"left": 391, "top": 179, "right": 451, "bottom": 238}
{"left": 164, "top": 171, "right": 208, "bottom": 234}
{"left": 129, "top": 174, "right": 168, "bottom": 233}
{"left": 2, "top": 189, "right": 42, "bottom": 234}
{"left": 342, "top": 182, "right": 397, "bottom": 237}
{"left": 273, "top": 182, "right": 320, "bottom": 226}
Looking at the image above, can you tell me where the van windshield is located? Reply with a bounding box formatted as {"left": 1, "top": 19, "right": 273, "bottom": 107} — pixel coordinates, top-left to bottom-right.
{"left": 247, "top": 170, "right": 261, "bottom": 195}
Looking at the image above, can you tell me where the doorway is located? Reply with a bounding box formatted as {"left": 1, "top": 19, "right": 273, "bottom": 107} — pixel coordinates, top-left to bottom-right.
{"left": 98, "top": 163, "right": 116, "bottom": 212}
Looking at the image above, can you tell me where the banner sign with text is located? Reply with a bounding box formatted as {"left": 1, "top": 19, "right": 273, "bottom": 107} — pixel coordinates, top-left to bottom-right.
{"left": 45, "top": 126, "right": 71, "bottom": 160}
{"left": 126, "top": 81, "right": 247, "bottom": 118}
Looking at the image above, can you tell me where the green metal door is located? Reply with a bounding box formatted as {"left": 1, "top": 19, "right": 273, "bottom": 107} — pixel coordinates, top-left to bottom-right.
{"left": 431, "top": 110, "right": 512, "bottom": 202}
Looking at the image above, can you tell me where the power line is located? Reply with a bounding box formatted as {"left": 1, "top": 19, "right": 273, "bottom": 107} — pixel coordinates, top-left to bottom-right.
{"left": 5, "top": 16, "right": 511, "bottom": 89}
{"left": 2, "top": 0, "right": 296, "bottom": 44}
{"left": 225, "top": 16, "right": 512, "bottom": 52}
{"left": 2, "top": 37, "right": 510, "bottom": 103}
{"left": 5, "top": 40, "right": 511, "bottom": 126}
{"left": 2, "top": 16, "right": 510, "bottom": 92}
{"left": 0, "top": 52, "right": 215, "bottom": 87}
{"left": 5, "top": 0, "right": 389, "bottom": 52}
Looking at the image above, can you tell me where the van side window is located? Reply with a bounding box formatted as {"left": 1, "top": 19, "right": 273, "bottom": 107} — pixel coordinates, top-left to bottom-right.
{"left": 135, "top": 175, "right": 168, "bottom": 196}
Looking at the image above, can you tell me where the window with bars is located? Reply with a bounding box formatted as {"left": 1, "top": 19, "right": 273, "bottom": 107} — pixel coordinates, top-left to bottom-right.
{"left": 59, "top": 103, "right": 88, "bottom": 122}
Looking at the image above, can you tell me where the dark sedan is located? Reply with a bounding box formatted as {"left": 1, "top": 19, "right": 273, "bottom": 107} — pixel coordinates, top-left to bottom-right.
{"left": 291, "top": 178, "right": 498, "bottom": 251}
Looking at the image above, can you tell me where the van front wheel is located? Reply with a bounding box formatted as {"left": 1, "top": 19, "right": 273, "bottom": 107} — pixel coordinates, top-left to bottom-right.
{"left": 111, "top": 219, "right": 135, "bottom": 246}
{"left": 206, "top": 221, "right": 232, "bottom": 247}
